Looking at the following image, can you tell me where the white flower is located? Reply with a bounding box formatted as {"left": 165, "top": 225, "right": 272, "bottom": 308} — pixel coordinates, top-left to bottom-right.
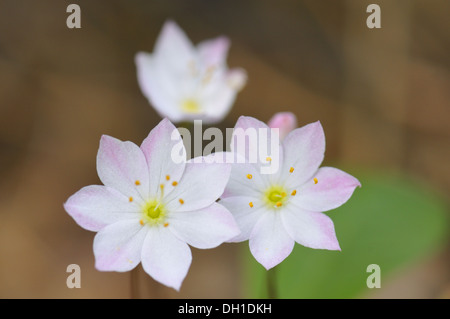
{"left": 64, "top": 119, "right": 239, "bottom": 290}
{"left": 135, "top": 20, "right": 247, "bottom": 124}
{"left": 220, "top": 116, "right": 361, "bottom": 269}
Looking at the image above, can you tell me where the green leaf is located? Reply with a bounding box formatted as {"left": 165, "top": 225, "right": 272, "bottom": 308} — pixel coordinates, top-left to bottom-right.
{"left": 242, "top": 171, "right": 448, "bottom": 298}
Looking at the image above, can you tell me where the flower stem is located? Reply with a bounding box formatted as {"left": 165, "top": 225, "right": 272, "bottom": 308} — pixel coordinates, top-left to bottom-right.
{"left": 130, "top": 267, "right": 140, "bottom": 299}
{"left": 267, "top": 267, "right": 278, "bottom": 299}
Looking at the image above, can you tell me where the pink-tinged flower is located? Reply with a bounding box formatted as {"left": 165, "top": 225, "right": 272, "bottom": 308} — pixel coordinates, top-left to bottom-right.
{"left": 135, "top": 20, "right": 247, "bottom": 124}
{"left": 267, "top": 112, "right": 297, "bottom": 140}
{"left": 220, "top": 116, "right": 361, "bottom": 270}
{"left": 64, "top": 119, "right": 239, "bottom": 290}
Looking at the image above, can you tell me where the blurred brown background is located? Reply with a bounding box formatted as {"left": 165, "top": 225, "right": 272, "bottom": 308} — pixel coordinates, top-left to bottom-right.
{"left": 0, "top": 0, "right": 449, "bottom": 298}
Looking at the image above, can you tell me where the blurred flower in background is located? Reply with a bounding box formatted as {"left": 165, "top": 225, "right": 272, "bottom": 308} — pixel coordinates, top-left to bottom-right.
{"left": 267, "top": 112, "right": 297, "bottom": 141}
{"left": 135, "top": 20, "right": 247, "bottom": 124}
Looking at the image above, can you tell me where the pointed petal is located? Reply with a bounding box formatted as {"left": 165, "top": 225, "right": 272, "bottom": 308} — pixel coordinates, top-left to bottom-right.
{"left": 281, "top": 206, "right": 341, "bottom": 251}
{"left": 197, "top": 36, "right": 230, "bottom": 66}
{"left": 292, "top": 167, "right": 361, "bottom": 212}
{"left": 219, "top": 196, "right": 266, "bottom": 242}
{"left": 268, "top": 112, "right": 297, "bottom": 141}
{"left": 230, "top": 116, "right": 283, "bottom": 178}
{"left": 168, "top": 203, "right": 239, "bottom": 249}
{"left": 94, "top": 219, "right": 148, "bottom": 272}
{"left": 64, "top": 185, "right": 140, "bottom": 232}
{"left": 141, "top": 226, "right": 192, "bottom": 291}
{"left": 198, "top": 68, "right": 247, "bottom": 124}
{"left": 279, "top": 121, "right": 325, "bottom": 188}
{"left": 164, "top": 158, "right": 231, "bottom": 212}
{"left": 226, "top": 68, "right": 247, "bottom": 92}
{"left": 154, "top": 20, "right": 195, "bottom": 71}
{"left": 231, "top": 116, "right": 268, "bottom": 161}
{"left": 135, "top": 52, "right": 182, "bottom": 122}
{"left": 96, "top": 135, "right": 150, "bottom": 200}
{"left": 140, "top": 118, "right": 186, "bottom": 198}
{"left": 249, "top": 212, "right": 295, "bottom": 270}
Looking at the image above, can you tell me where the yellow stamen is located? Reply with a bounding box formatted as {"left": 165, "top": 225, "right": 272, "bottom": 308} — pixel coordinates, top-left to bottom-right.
{"left": 289, "top": 167, "right": 294, "bottom": 173}
{"left": 135, "top": 180, "right": 141, "bottom": 186}
{"left": 249, "top": 202, "right": 254, "bottom": 208}
{"left": 202, "top": 65, "right": 216, "bottom": 85}
{"left": 179, "top": 198, "right": 184, "bottom": 205}
{"left": 276, "top": 202, "right": 282, "bottom": 207}
{"left": 160, "top": 184, "right": 164, "bottom": 190}
{"left": 172, "top": 181, "right": 178, "bottom": 187}
{"left": 129, "top": 197, "right": 133, "bottom": 202}
{"left": 139, "top": 220, "right": 144, "bottom": 226}
{"left": 164, "top": 223, "right": 169, "bottom": 227}
{"left": 188, "top": 60, "right": 198, "bottom": 77}
{"left": 266, "top": 157, "right": 272, "bottom": 162}
{"left": 281, "top": 192, "right": 287, "bottom": 198}
{"left": 166, "top": 175, "right": 170, "bottom": 181}
{"left": 246, "top": 174, "right": 252, "bottom": 179}
{"left": 314, "top": 178, "right": 318, "bottom": 184}
{"left": 291, "top": 190, "right": 297, "bottom": 196}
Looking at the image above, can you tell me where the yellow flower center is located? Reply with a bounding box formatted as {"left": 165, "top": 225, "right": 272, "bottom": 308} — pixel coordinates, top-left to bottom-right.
{"left": 181, "top": 99, "right": 201, "bottom": 114}
{"left": 246, "top": 167, "right": 299, "bottom": 210}
{"left": 141, "top": 199, "right": 166, "bottom": 225}
{"left": 263, "top": 185, "right": 288, "bottom": 209}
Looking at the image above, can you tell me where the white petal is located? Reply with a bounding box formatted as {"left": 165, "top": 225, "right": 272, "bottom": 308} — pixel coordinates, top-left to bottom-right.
{"left": 199, "top": 82, "right": 237, "bottom": 124}
{"left": 231, "top": 116, "right": 267, "bottom": 160}
{"left": 64, "top": 185, "right": 140, "bottom": 232}
{"left": 198, "top": 70, "right": 246, "bottom": 124}
{"left": 141, "top": 226, "right": 192, "bottom": 291}
{"left": 140, "top": 118, "right": 186, "bottom": 198}
{"left": 197, "top": 36, "right": 230, "bottom": 67}
{"left": 164, "top": 158, "right": 231, "bottom": 212}
{"left": 281, "top": 206, "right": 340, "bottom": 251}
{"left": 222, "top": 161, "right": 268, "bottom": 199}
{"left": 219, "top": 196, "right": 266, "bottom": 243}
{"left": 249, "top": 211, "right": 295, "bottom": 270}
{"left": 279, "top": 121, "right": 325, "bottom": 188}
{"left": 135, "top": 52, "right": 183, "bottom": 122}
{"left": 168, "top": 202, "right": 240, "bottom": 249}
{"left": 94, "top": 219, "right": 148, "bottom": 272}
{"left": 226, "top": 68, "right": 247, "bottom": 91}
{"left": 153, "top": 20, "right": 195, "bottom": 71}
{"left": 96, "top": 135, "right": 149, "bottom": 201}
{"left": 292, "top": 167, "right": 361, "bottom": 212}
{"left": 230, "top": 116, "right": 283, "bottom": 179}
